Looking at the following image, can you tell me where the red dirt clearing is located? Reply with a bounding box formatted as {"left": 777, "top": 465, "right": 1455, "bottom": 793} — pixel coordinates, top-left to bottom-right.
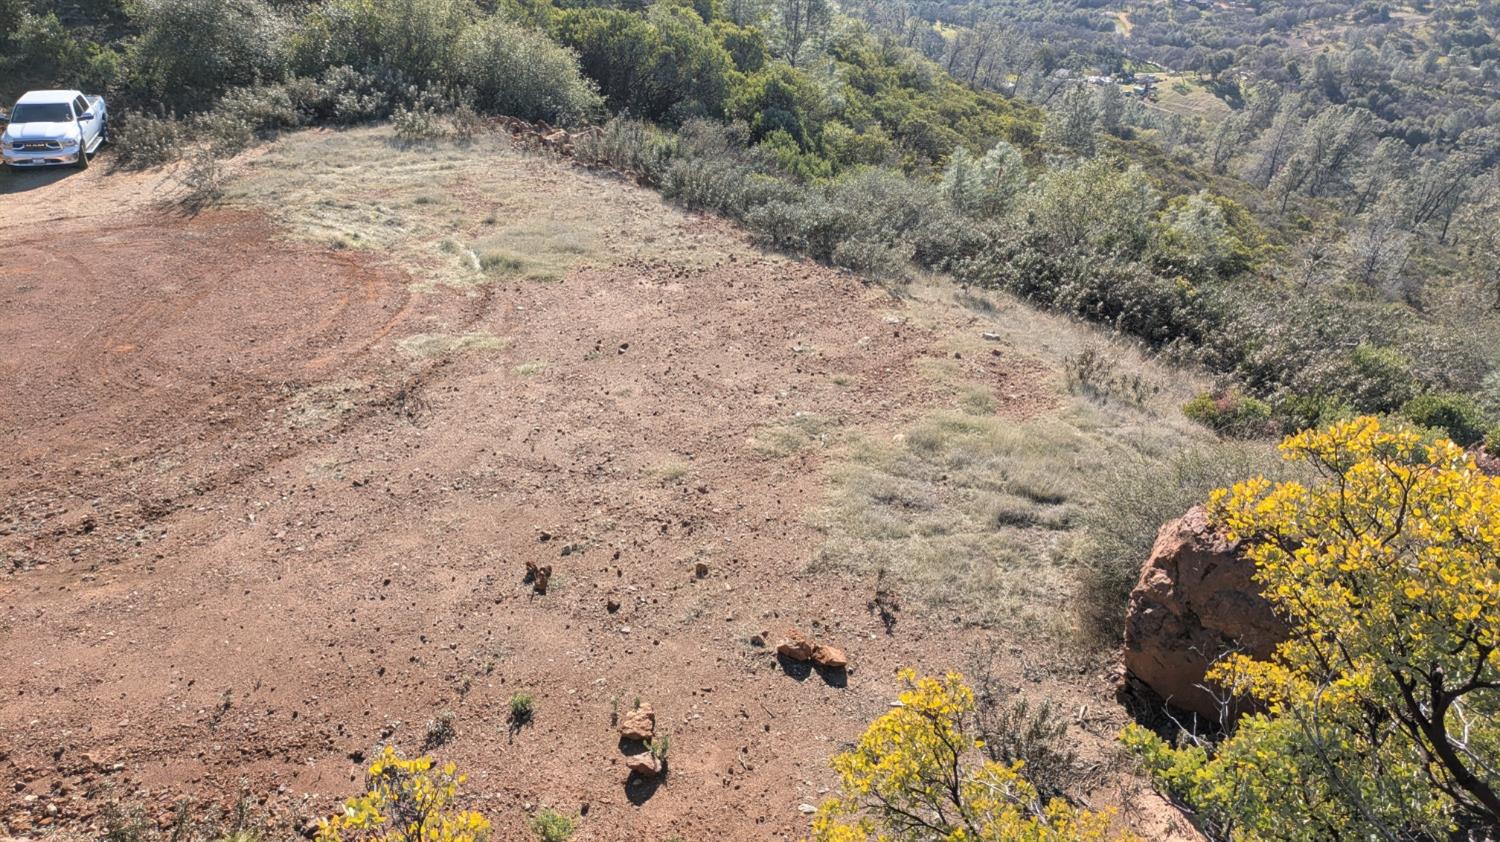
{"left": 0, "top": 152, "right": 1186, "bottom": 840}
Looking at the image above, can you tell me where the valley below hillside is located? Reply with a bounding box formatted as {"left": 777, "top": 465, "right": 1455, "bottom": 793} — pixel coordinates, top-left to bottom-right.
{"left": 0, "top": 129, "right": 1205, "bottom": 840}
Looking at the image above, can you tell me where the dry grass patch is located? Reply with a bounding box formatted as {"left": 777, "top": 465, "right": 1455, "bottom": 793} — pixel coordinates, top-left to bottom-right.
{"left": 812, "top": 412, "right": 1100, "bottom": 631}
{"left": 226, "top": 126, "right": 755, "bottom": 289}
{"left": 749, "top": 413, "right": 841, "bottom": 458}
{"left": 1150, "top": 74, "right": 1234, "bottom": 125}
{"left": 648, "top": 461, "right": 691, "bottom": 484}
{"left": 398, "top": 332, "right": 507, "bottom": 358}
{"left": 812, "top": 278, "right": 1228, "bottom": 638}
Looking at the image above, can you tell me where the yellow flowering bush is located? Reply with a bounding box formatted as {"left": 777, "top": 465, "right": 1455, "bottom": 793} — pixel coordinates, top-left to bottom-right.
{"left": 810, "top": 670, "right": 1130, "bottom": 841}
{"left": 1124, "top": 417, "right": 1500, "bottom": 839}
{"left": 317, "top": 746, "right": 492, "bottom": 842}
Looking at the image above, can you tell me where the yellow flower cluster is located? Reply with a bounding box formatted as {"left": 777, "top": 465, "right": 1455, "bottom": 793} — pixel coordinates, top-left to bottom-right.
{"left": 810, "top": 669, "right": 1129, "bottom": 842}
{"left": 317, "top": 746, "right": 492, "bottom": 842}
{"left": 1126, "top": 417, "right": 1500, "bottom": 838}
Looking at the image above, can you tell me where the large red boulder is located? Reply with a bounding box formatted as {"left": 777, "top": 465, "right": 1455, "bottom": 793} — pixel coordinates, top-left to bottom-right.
{"left": 1122, "top": 505, "right": 1288, "bottom": 721}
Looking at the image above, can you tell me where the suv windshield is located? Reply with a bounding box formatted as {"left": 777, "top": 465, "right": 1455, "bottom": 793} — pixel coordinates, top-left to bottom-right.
{"left": 10, "top": 103, "right": 74, "bottom": 123}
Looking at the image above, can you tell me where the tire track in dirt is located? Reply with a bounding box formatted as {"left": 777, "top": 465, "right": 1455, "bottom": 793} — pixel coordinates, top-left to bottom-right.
{"left": 0, "top": 206, "right": 439, "bottom": 572}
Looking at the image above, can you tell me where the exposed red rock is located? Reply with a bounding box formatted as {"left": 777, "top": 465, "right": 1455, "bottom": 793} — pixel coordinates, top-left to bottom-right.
{"left": 618, "top": 704, "right": 655, "bottom": 741}
{"left": 811, "top": 644, "right": 848, "bottom": 670}
{"left": 776, "top": 628, "right": 816, "bottom": 662}
{"left": 624, "top": 751, "right": 661, "bottom": 777}
{"left": 1122, "top": 505, "right": 1289, "bottom": 721}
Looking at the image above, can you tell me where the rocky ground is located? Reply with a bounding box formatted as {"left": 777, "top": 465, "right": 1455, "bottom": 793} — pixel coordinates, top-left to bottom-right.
{"left": 0, "top": 133, "right": 1197, "bottom": 840}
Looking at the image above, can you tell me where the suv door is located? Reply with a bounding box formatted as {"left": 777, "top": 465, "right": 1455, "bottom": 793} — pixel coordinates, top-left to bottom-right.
{"left": 72, "top": 96, "right": 100, "bottom": 146}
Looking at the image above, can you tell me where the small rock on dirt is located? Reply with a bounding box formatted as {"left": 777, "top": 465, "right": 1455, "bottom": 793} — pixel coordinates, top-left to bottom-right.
{"left": 776, "top": 628, "right": 815, "bottom": 661}
{"left": 812, "top": 644, "right": 848, "bottom": 670}
{"left": 624, "top": 751, "right": 661, "bottom": 777}
{"left": 619, "top": 703, "right": 655, "bottom": 741}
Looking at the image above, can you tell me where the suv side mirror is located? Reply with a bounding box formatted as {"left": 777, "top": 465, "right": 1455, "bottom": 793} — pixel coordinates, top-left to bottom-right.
{"left": 78, "top": 112, "right": 94, "bottom": 121}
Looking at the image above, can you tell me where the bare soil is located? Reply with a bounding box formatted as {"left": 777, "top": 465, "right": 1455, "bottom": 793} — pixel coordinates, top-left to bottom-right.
{"left": 0, "top": 136, "right": 1196, "bottom": 840}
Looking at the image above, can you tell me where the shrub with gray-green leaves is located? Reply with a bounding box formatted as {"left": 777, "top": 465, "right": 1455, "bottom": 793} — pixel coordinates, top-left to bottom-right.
{"left": 112, "top": 113, "right": 185, "bottom": 169}
{"left": 291, "top": 0, "right": 470, "bottom": 82}
{"left": 126, "top": 0, "right": 288, "bottom": 112}
{"left": 574, "top": 117, "right": 676, "bottom": 181}
{"left": 194, "top": 83, "right": 302, "bottom": 156}
{"left": 456, "top": 17, "right": 602, "bottom": 124}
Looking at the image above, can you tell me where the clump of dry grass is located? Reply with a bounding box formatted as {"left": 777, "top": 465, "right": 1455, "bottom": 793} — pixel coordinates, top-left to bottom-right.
{"left": 1068, "top": 440, "right": 1287, "bottom": 648}
{"left": 749, "top": 413, "right": 841, "bottom": 457}
{"left": 810, "top": 310, "right": 1241, "bottom": 641}
{"left": 812, "top": 412, "right": 1099, "bottom": 631}
{"left": 225, "top": 126, "right": 752, "bottom": 290}
{"left": 398, "top": 332, "right": 507, "bottom": 358}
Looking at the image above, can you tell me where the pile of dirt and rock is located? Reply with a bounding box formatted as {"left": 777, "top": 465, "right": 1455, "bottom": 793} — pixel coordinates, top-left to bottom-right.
{"left": 618, "top": 703, "right": 663, "bottom": 778}
{"left": 1121, "top": 505, "right": 1288, "bottom": 721}
{"left": 775, "top": 628, "right": 848, "bottom": 671}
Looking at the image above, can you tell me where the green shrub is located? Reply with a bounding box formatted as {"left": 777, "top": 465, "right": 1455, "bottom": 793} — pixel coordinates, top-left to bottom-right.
{"left": 1307, "top": 343, "right": 1418, "bottom": 414}
{"left": 714, "top": 19, "right": 766, "bottom": 73}
{"left": 1486, "top": 425, "right": 1500, "bottom": 455}
{"left": 1, "top": 11, "right": 113, "bottom": 100}
{"left": 830, "top": 238, "right": 914, "bottom": 280}
{"left": 530, "top": 809, "right": 575, "bottom": 842}
{"left": 941, "top": 141, "right": 1027, "bottom": 218}
{"left": 663, "top": 155, "right": 754, "bottom": 215}
{"left": 574, "top": 117, "right": 675, "bottom": 181}
{"left": 508, "top": 692, "right": 534, "bottom": 726}
{"left": 1401, "top": 393, "right": 1489, "bottom": 447}
{"left": 126, "top": 0, "right": 289, "bottom": 112}
{"left": 744, "top": 194, "right": 842, "bottom": 255}
{"left": 297, "top": 65, "right": 401, "bottom": 124}
{"left": 756, "top": 128, "right": 834, "bottom": 180}
{"left": 1014, "top": 159, "right": 1158, "bottom": 260}
{"left": 726, "top": 63, "right": 823, "bottom": 145}
{"left": 213, "top": 83, "right": 301, "bottom": 136}
{"left": 192, "top": 83, "right": 301, "bottom": 158}
{"left": 1274, "top": 394, "right": 1352, "bottom": 434}
{"left": 292, "top": 0, "right": 471, "bottom": 81}
{"left": 553, "top": 3, "right": 734, "bottom": 123}
{"left": 1183, "top": 389, "right": 1274, "bottom": 439}
{"left": 456, "top": 17, "right": 601, "bottom": 124}
{"left": 112, "top": 113, "right": 185, "bottom": 169}
{"left": 391, "top": 102, "right": 447, "bottom": 143}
